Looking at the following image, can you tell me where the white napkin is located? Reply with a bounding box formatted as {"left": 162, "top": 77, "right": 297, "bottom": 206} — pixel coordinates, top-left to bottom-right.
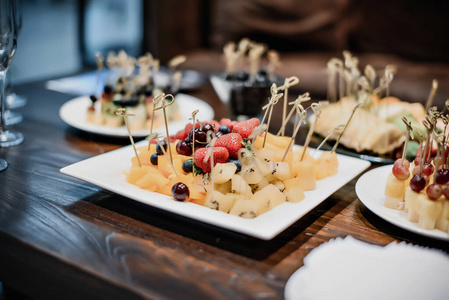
{"left": 285, "top": 236, "right": 449, "bottom": 300}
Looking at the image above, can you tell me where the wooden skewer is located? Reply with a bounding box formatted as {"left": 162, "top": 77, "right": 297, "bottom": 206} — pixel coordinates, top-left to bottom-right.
{"left": 191, "top": 109, "right": 199, "bottom": 155}
{"left": 147, "top": 93, "right": 165, "bottom": 151}
{"left": 153, "top": 93, "right": 176, "bottom": 163}
{"left": 311, "top": 124, "right": 345, "bottom": 156}
{"left": 156, "top": 135, "right": 178, "bottom": 177}
{"left": 331, "top": 103, "right": 362, "bottom": 153}
{"left": 401, "top": 117, "right": 414, "bottom": 165}
{"left": 278, "top": 76, "right": 300, "bottom": 136}
{"left": 425, "top": 79, "right": 438, "bottom": 111}
{"left": 282, "top": 105, "right": 307, "bottom": 162}
{"left": 300, "top": 103, "right": 321, "bottom": 161}
{"left": 115, "top": 108, "right": 141, "bottom": 167}
{"left": 277, "top": 92, "right": 310, "bottom": 136}
{"left": 261, "top": 86, "right": 283, "bottom": 147}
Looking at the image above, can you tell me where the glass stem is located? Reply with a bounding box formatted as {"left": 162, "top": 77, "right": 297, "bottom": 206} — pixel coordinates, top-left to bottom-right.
{"left": 0, "top": 69, "right": 7, "bottom": 133}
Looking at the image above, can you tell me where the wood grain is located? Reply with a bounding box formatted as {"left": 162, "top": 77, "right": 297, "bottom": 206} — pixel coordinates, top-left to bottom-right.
{"left": 0, "top": 80, "right": 447, "bottom": 300}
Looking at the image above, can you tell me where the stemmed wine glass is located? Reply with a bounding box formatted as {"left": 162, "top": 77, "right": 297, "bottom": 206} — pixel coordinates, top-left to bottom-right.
{"left": 0, "top": 0, "right": 23, "bottom": 172}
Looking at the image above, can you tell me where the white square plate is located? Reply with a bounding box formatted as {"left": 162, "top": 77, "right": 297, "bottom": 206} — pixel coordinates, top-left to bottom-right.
{"left": 61, "top": 142, "right": 371, "bottom": 240}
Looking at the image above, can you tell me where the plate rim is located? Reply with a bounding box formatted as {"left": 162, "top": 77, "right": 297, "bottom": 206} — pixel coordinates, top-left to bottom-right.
{"left": 59, "top": 93, "right": 214, "bottom": 138}
{"left": 355, "top": 165, "right": 449, "bottom": 241}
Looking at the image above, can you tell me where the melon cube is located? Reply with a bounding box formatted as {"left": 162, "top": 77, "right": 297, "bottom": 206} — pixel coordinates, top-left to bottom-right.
{"left": 252, "top": 184, "right": 286, "bottom": 215}
{"left": 212, "top": 163, "right": 237, "bottom": 184}
{"left": 250, "top": 177, "right": 269, "bottom": 193}
{"left": 215, "top": 180, "right": 232, "bottom": 194}
{"left": 127, "top": 165, "right": 152, "bottom": 185}
{"left": 229, "top": 199, "right": 258, "bottom": 218}
{"left": 269, "top": 161, "right": 293, "bottom": 181}
{"left": 204, "top": 191, "right": 235, "bottom": 213}
{"left": 284, "top": 186, "right": 305, "bottom": 203}
{"left": 283, "top": 177, "right": 301, "bottom": 192}
{"left": 294, "top": 160, "right": 316, "bottom": 191}
{"left": 404, "top": 187, "right": 420, "bottom": 222}
{"left": 231, "top": 174, "right": 253, "bottom": 198}
{"left": 384, "top": 173, "right": 405, "bottom": 199}
{"left": 253, "top": 148, "right": 275, "bottom": 164}
{"left": 241, "top": 163, "right": 264, "bottom": 184}
{"left": 315, "top": 151, "right": 339, "bottom": 180}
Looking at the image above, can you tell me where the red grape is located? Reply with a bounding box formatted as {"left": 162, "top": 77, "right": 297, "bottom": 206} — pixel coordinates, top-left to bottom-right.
{"left": 176, "top": 140, "right": 192, "bottom": 156}
{"left": 392, "top": 159, "right": 410, "bottom": 181}
{"left": 171, "top": 182, "right": 190, "bottom": 201}
{"left": 410, "top": 174, "right": 426, "bottom": 192}
{"left": 442, "top": 185, "right": 449, "bottom": 200}
{"left": 435, "top": 169, "right": 449, "bottom": 184}
{"left": 426, "top": 183, "right": 442, "bottom": 200}
{"left": 422, "top": 162, "right": 434, "bottom": 176}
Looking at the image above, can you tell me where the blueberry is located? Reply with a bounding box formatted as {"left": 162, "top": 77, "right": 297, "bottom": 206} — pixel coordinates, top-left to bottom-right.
{"left": 150, "top": 153, "right": 158, "bottom": 165}
{"left": 103, "top": 85, "right": 113, "bottom": 94}
{"left": 156, "top": 140, "right": 168, "bottom": 155}
{"left": 218, "top": 125, "right": 230, "bottom": 134}
{"left": 182, "top": 159, "right": 194, "bottom": 173}
{"left": 228, "top": 159, "right": 242, "bottom": 173}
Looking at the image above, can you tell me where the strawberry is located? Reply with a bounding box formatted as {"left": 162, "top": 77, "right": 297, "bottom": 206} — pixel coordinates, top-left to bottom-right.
{"left": 229, "top": 121, "right": 238, "bottom": 131}
{"left": 214, "top": 133, "right": 243, "bottom": 159}
{"left": 175, "top": 129, "right": 188, "bottom": 140}
{"left": 219, "top": 118, "right": 232, "bottom": 125}
{"left": 232, "top": 118, "right": 260, "bottom": 139}
{"left": 209, "top": 120, "right": 220, "bottom": 131}
{"left": 193, "top": 147, "right": 229, "bottom": 173}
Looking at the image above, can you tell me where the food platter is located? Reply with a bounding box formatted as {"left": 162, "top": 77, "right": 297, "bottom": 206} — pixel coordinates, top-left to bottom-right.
{"left": 356, "top": 165, "right": 449, "bottom": 241}
{"left": 59, "top": 93, "right": 214, "bottom": 138}
{"left": 61, "top": 142, "right": 370, "bottom": 240}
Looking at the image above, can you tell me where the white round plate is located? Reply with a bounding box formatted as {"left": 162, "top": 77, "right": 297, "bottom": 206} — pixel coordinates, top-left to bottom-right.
{"left": 59, "top": 93, "right": 214, "bottom": 138}
{"left": 355, "top": 165, "right": 449, "bottom": 241}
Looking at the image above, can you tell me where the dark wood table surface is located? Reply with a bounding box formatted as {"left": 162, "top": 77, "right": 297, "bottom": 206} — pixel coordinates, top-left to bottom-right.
{"left": 0, "top": 76, "right": 448, "bottom": 300}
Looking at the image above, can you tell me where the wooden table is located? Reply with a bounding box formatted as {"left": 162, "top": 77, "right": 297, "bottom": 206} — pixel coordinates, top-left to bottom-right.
{"left": 0, "top": 77, "right": 448, "bottom": 300}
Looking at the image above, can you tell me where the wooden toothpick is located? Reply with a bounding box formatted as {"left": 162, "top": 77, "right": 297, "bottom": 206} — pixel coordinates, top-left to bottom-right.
{"left": 425, "top": 79, "right": 438, "bottom": 111}
{"left": 300, "top": 103, "right": 321, "bottom": 161}
{"left": 282, "top": 104, "right": 307, "bottom": 161}
{"left": 153, "top": 93, "right": 176, "bottom": 163}
{"left": 147, "top": 93, "right": 165, "bottom": 151}
{"left": 277, "top": 92, "right": 310, "bottom": 136}
{"left": 331, "top": 103, "right": 362, "bottom": 153}
{"left": 204, "top": 131, "right": 217, "bottom": 192}
{"left": 116, "top": 108, "right": 141, "bottom": 167}
{"left": 311, "top": 124, "right": 345, "bottom": 156}
{"left": 191, "top": 109, "right": 199, "bottom": 153}
{"left": 153, "top": 133, "right": 178, "bottom": 177}
{"left": 267, "top": 50, "right": 280, "bottom": 77}
{"left": 277, "top": 76, "right": 300, "bottom": 136}
{"left": 261, "top": 85, "right": 283, "bottom": 147}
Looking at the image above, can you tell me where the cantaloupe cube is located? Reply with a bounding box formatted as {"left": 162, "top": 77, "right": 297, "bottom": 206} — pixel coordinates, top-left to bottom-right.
{"left": 229, "top": 199, "right": 258, "bottom": 218}
{"left": 253, "top": 184, "right": 286, "bottom": 215}
{"left": 135, "top": 168, "right": 167, "bottom": 190}
{"left": 293, "top": 160, "right": 316, "bottom": 191}
{"left": 131, "top": 144, "right": 156, "bottom": 166}
{"left": 284, "top": 186, "right": 305, "bottom": 203}
{"left": 271, "top": 180, "right": 285, "bottom": 192}
{"left": 127, "top": 165, "right": 152, "bottom": 184}
{"left": 157, "top": 155, "right": 176, "bottom": 178}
